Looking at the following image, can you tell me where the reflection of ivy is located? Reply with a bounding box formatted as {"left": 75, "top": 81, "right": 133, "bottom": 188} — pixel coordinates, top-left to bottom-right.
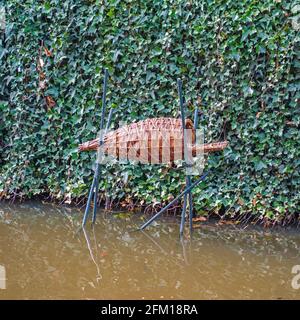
{"left": 0, "top": 0, "right": 299, "bottom": 220}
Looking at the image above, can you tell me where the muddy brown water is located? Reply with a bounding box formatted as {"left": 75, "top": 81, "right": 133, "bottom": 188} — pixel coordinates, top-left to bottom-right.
{"left": 0, "top": 201, "right": 299, "bottom": 299}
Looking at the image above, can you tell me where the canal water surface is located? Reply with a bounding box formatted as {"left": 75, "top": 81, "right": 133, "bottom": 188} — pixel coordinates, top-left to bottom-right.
{"left": 0, "top": 202, "right": 299, "bottom": 299}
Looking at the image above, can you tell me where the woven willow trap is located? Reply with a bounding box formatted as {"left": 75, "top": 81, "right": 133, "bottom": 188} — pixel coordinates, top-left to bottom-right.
{"left": 79, "top": 117, "right": 228, "bottom": 164}
{"left": 79, "top": 69, "right": 228, "bottom": 236}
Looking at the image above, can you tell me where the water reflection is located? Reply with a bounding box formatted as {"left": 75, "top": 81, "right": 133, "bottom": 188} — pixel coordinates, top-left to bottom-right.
{"left": 0, "top": 202, "right": 299, "bottom": 299}
{"left": 82, "top": 227, "right": 102, "bottom": 283}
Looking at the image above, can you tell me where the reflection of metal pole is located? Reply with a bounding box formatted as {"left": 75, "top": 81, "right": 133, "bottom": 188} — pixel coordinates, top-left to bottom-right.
{"left": 180, "top": 238, "right": 190, "bottom": 266}
{"left": 140, "top": 230, "right": 186, "bottom": 268}
{"left": 82, "top": 227, "right": 102, "bottom": 281}
{"left": 139, "top": 172, "right": 209, "bottom": 230}
{"left": 140, "top": 230, "right": 168, "bottom": 255}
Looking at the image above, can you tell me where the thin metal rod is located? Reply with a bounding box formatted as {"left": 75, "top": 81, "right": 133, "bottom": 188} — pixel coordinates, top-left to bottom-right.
{"left": 190, "top": 106, "right": 200, "bottom": 232}
{"left": 82, "top": 174, "right": 96, "bottom": 227}
{"left": 105, "top": 108, "right": 114, "bottom": 131}
{"left": 99, "top": 69, "right": 109, "bottom": 133}
{"left": 82, "top": 69, "right": 109, "bottom": 227}
{"left": 193, "top": 108, "right": 199, "bottom": 128}
{"left": 177, "top": 78, "right": 190, "bottom": 166}
{"left": 187, "top": 175, "right": 193, "bottom": 233}
{"left": 180, "top": 193, "right": 187, "bottom": 235}
{"left": 92, "top": 165, "right": 100, "bottom": 223}
{"left": 191, "top": 105, "right": 200, "bottom": 230}
{"left": 92, "top": 108, "right": 114, "bottom": 223}
{"left": 177, "top": 79, "right": 185, "bottom": 130}
{"left": 178, "top": 79, "right": 187, "bottom": 234}
{"left": 190, "top": 107, "right": 199, "bottom": 233}
{"left": 177, "top": 78, "right": 193, "bottom": 234}
{"left": 139, "top": 171, "right": 209, "bottom": 230}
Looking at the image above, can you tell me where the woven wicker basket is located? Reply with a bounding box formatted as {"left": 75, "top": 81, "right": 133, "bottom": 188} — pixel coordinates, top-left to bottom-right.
{"left": 79, "top": 117, "right": 228, "bottom": 163}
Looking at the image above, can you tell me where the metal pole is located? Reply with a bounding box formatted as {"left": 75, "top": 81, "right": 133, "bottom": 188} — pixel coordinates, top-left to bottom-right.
{"left": 82, "top": 175, "right": 96, "bottom": 227}
{"left": 91, "top": 165, "right": 100, "bottom": 223}
{"left": 90, "top": 69, "right": 109, "bottom": 223}
{"left": 139, "top": 171, "right": 209, "bottom": 230}
{"left": 191, "top": 102, "right": 202, "bottom": 231}
{"left": 177, "top": 79, "right": 186, "bottom": 132}
{"left": 187, "top": 175, "right": 193, "bottom": 233}
{"left": 193, "top": 108, "right": 199, "bottom": 129}
{"left": 82, "top": 69, "right": 109, "bottom": 227}
{"left": 177, "top": 79, "right": 193, "bottom": 235}
{"left": 99, "top": 69, "right": 109, "bottom": 133}
{"left": 188, "top": 107, "right": 199, "bottom": 233}
{"left": 92, "top": 108, "right": 114, "bottom": 223}
{"left": 180, "top": 193, "right": 187, "bottom": 235}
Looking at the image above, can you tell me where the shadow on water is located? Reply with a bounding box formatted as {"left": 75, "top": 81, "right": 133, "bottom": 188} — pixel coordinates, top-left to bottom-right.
{"left": 0, "top": 201, "right": 299, "bottom": 299}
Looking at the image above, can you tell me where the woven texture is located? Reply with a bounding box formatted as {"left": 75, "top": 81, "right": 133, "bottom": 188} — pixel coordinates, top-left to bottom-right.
{"left": 78, "top": 117, "right": 228, "bottom": 163}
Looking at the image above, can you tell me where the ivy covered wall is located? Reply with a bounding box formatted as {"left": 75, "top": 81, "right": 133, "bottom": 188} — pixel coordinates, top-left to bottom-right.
{"left": 0, "top": 0, "right": 299, "bottom": 221}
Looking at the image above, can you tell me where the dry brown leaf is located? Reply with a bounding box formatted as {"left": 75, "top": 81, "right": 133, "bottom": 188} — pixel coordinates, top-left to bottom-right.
{"left": 193, "top": 225, "right": 202, "bottom": 229}
{"left": 217, "top": 220, "right": 236, "bottom": 226}
{"left": 45, "top": 96, "right": 56, "bottom": 109}
{"left": 193, "top": 216, "right": 207, "bottom": 222}
{"left": 100, "top": 251, "right": 108, "bottom": 257}
{"left": 44, "top": 47, "right": 52, "bottom": 57}
{"left": 39, "top": 72, "right": 46, "bottom": 80}
{"left": 286, "top": 121, "right": 295, "bottom": 126}
{"left": 237, "top": 198, "right": 244, "bottom": 206}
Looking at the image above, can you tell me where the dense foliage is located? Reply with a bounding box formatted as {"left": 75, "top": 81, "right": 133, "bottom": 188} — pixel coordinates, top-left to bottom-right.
{"left": 0, "top": 0, "right": 299, "bottom": 221}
